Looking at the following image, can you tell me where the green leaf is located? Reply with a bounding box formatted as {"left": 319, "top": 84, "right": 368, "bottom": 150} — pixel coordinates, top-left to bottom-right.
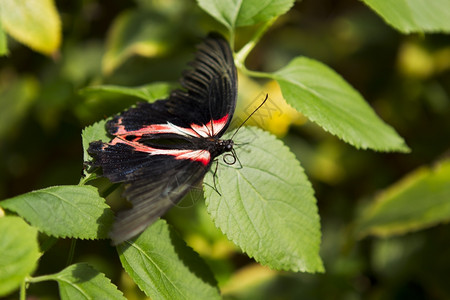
{"left": 103, "top": 10, "right": 174, "bottom": 74}
{"left": 50, "top": 263, "right": 125, "bottom": 300}
{"left": 82, "top": 119, "right": 109, "bottom": 166}
{"left": 197, "top": 0, "right": 294, "bottom": 29}
{"left": 79, "top": 82, "right": 175, "bottom": 103}
{"left": 81, "top": 119, "right": 109, "bottom": 179}
{"left": 0, "top": 0, "right": 61, "bottom": 55}
{"left": 0, "top": 20, "right": 8, "bottom": 56}
{"left": 118, "top": 219, "right": 220, "bottom": 300}
{"left": 355, "top": 159, "right": 450, "bottom": 238}
{"left": 81, "top": 120, "right": 111, "bottom": 155}
{"left": 362, "top": 0, "right": 450, "bottom": 33}
{"left": 0, "top": 216, "right": 39, "bottom": 296}
{"left": 0, "top": 185, "right": 114, "bottom": 239}
{"left": 205, "top": 127, "right": 323, "bottom": 272}
{"left": 271, "top": 57, "right": 409, "bottom": 152}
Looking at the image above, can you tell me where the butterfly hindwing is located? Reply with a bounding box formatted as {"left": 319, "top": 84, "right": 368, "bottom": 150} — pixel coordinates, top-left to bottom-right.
{"left": 110, "top": 159, "right": 209, "bottom": 244}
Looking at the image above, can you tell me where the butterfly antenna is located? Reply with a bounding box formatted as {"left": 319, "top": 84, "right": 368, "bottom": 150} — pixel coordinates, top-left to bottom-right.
{"left": 230, "top": 94, "right": 268, "bottom": 140}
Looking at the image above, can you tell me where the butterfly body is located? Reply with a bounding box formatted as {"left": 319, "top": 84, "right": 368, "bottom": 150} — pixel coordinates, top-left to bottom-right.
{"left": 88, "top": 34, "right": 237, "bottom": 245}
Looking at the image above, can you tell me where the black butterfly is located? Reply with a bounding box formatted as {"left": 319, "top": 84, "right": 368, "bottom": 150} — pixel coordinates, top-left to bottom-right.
{"left": 88, "top": 33, "right": 238, "bottom": 245}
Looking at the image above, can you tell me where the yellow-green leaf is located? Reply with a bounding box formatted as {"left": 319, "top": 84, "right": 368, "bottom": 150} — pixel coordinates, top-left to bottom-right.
{"left": 362, "top": 0, "right": 450, "bottom": 33}
{"left": 0, "top": 20, "right": 8, "bottom": 56}
{"left": 271, "top": 57, "right": 409, "bottom": 152}
{"left": 0, "top": 216, "right": 39, "bottom": 296}
{"left": 0, "top": 0, "right": 61, "bottom": 55}
{"left": 356, "top": 159, "right": 450, "bottom": 238}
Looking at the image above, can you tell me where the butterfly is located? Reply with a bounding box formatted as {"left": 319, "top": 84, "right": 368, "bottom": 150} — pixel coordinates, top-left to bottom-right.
{"left": 88, "top": 33, "right": 238, "bottom": 245}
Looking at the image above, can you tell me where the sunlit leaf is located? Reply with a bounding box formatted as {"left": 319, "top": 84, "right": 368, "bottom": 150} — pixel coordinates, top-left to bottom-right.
{"left": 0, "top": 185, "right": 114, "bottom": 239}
{"left": 0, "top": 0, "right": 61, "bottom": 55}
{"left": 118, "top": 219, "right": 220, "bottom": 299}
{"left": 205, "top": 127, "right": 323, "bottom": 272}
{"left": 79, "top": 82, "right": 175, "bottom": 103}
{"left": 356, "top": 159, "right": 450, "bottom": 237}
{"left": 197, "top": 0, "right": 294, "bottom": 29}
{"left": 362, "top": 0, "right": 450, "bottom": 33}
{"left": 49, "top": 263, "right": 125, "bottom": 300}
{"left": 271, "top": 57, "right": 409, "bottom": 152}
{"left": 0, "top": 216, "right": 39, "bottom": 296}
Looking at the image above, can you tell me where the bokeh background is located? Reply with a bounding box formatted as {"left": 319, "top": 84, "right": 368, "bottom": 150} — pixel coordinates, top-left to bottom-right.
{"left": 1, "top": 0, "right": 449, "bottom": 299}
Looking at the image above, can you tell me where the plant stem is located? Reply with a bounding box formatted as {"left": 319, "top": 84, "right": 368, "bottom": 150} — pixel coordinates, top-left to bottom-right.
{"left": 20, "top": 280, "right": 26, "bottom": 300}
{"left": 235, "top": 17, "right": 278, "bottom": 67}
{"left": 27, "top": 274, "right": 55, "bottom": 283}
{"left": 238, "top": 64, "right": 272, "bottom": 79}
{"left": 78, "top": 172, "right": 95, "bottom": 185}
{"left": 229, "top": 27, "right": 235, "bottom": 52}
{"left": 66, "top": 239, "right": 77, "bottom": 266}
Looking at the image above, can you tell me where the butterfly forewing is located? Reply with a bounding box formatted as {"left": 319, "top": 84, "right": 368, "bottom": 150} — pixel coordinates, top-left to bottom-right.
{"left": 88, "top": 33, "right": 237, "bottom": 245}
{"left": 106, "top": 33, "right": 237, "bottom": 138}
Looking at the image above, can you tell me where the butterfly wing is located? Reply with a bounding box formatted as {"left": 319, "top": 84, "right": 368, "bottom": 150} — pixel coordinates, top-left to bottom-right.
{"left": 88, "top": 138, "right": 211, "bottom": 244}
{"left": 88, "top": 33, "right": 237, "bottom": 244}
{"left": 106, "top": 33, "right": 237, "bottom": 139}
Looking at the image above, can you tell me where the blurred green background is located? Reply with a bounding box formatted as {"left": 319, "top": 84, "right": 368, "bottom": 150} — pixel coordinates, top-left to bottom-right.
{"left": 1, "top": 0, "right": 449, "bottom": 299}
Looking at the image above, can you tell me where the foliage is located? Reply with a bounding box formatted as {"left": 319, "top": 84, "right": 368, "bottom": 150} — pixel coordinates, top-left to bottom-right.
{"left": 29, "top": 263, "right": 125, "bottom": 299}
{"left": 0, "top": 216, "right": 39, "bottom": 295}
{"left": 0, "top": 0, "right": 61, "bottom": 55}
{"left": 270, "top": 57, "right": 409, "bottom": 151}
{"left": 0, "top": 0, "right": 449, "bottom": 299}
{"left": 0, "top": 185, "right": 114, "bottom": 239}
{"left": 361, "top": 0, "right": 450, "bottom": 33}
{"left": 205, "top": 127, "right": 322, "bottom": 272}
{"left": 117, "top": 219, "right": 220, "bottom": 299}
{"left": 355, "top": 160, "right": 450, "bottom": 237}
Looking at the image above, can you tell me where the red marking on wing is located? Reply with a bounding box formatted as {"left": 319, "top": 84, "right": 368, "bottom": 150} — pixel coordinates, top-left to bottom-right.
{"left": 109, "top": 137, "right": 211, "bottom": 166}
{"left": 114, "top": 122, "right": 200, "bottom": 138}
{"left": 190, "top": 114, "right": 230, "bottom": 137}
{"left": 212, "top": 114, "right": 229, "bottom": 133}
{"left": 112, "top": 114, "right": 229, "bottom": 138}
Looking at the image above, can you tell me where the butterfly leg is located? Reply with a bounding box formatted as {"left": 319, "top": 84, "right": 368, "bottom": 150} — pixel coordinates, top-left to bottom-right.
{"left": 232, "top": 148, "right": 243, "bottom": 169}
{"left": 212, "top": 159, "right": 221, "bottom": 196}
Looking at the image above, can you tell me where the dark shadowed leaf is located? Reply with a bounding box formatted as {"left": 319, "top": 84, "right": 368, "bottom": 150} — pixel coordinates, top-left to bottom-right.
{"left": 50, "top": 263, "right": 125, "bottom": 300}
{"left": 79, "top": 82, "right": 175, "bottom": 103}
{"left": 102, "top": 10, "right": 175, "bottom": 74}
